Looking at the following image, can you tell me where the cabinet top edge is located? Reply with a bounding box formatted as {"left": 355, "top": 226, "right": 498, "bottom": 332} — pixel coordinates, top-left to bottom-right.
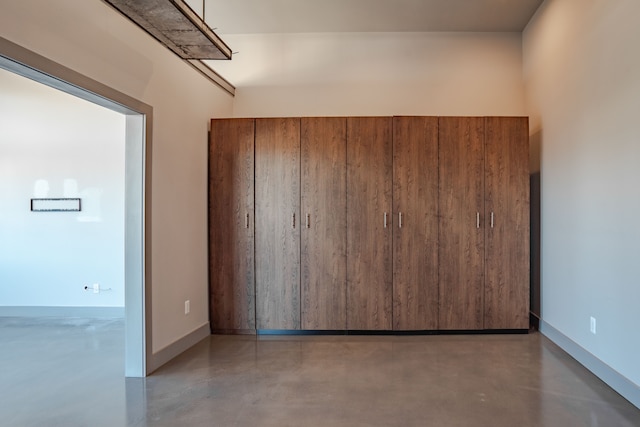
{"left": 211, "top": 115, "right": 530, "bottom": 120}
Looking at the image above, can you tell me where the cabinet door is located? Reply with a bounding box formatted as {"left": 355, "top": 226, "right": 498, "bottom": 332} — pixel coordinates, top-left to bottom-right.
{"left": 392, "top": 116, "right": 439, "bottom": 330}
{"left": 484, "top": 117, "right": 530, "bottom": 329}
{"left": 255, "top": 118, "right": 301, "bottom": 330}
{"left": 209, "top": 118, "right": 255, "bottom": 331}
{"left": 346, "top": 117, "right": 393, "bottom": 330}
{"left": 301, "top": 117, "right": 347, "bottom": 330}
{"left": 438, "top": 117, "right": 485, "bottom": 330}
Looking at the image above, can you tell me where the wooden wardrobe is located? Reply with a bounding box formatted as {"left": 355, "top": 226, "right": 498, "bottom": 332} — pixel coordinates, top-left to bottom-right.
{"left": 208, "top": 116, "right": 529, "bottom": 333}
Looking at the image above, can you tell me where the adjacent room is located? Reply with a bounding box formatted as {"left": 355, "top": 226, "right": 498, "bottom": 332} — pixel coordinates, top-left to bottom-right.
{"left": 0, "top": 67, "right": 126, "bottom": 317}
{"left": 0, "top": 0, "right": 638, "bottom": 426}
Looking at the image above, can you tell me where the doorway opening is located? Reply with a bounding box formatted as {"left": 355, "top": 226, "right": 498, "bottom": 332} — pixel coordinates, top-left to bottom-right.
{"left": 0, "top": 36, "right": 152, "bottom": 377}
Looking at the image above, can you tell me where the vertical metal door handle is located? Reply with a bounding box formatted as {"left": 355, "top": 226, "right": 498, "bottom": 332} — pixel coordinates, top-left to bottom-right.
{"left": 245, "top": 213, "right": 249, "bottom": 229}
{"left": 476, "top": 212, "right": 480, "bottom": 229}
{"left": 292, "top": 213, "right": 296, "bottom": 229}
{"left": 491, "top": 212, "right": 494, "bottom": 228}
{"left": 399, "top": 212, "right": 403, "bottom": 228}
{"left": 384, "top": 212, "right": 387, "bottom": 228}
{"left": 306, "top": 213, "right": 310, "bottom": 228}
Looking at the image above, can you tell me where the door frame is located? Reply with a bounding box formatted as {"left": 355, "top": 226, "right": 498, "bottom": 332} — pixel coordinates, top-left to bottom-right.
{"left": 0, "top": 36, "right": 153, "bottom": 377}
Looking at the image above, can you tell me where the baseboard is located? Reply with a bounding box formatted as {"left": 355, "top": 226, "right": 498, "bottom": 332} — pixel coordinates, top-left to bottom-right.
{"left": 540, "top": 319, "right": 640, "bottom": 409}
{"left": 0, "top": 306, "right": 125, "bottom": 318}
{"left": 147, "top": 322, "right": 210, "bottom": 374}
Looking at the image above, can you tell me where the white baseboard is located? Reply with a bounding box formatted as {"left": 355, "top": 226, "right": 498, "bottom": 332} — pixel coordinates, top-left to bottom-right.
{"left": 148, "top": 322, "right": 210, "bottom": 374}
{"left": 0, "top": 306, "right": 125, "bottom": 318}
{"left": 540, "top": 319, "right": 639, "bottom": 409}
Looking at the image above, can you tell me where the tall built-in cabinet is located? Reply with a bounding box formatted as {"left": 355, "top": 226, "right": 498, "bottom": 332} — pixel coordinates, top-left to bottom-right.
{"left": 255, "top": 118, "right": 301, "bottom": 330}
{"left": 392, "top": 117, "right": 439, "bottom": 330}
{"left": 438, "top": 117, "right": 485, "bottom": 330}
{"left": 346, "top": 117, "right": 393, "bottom": 330}
{"left": 209, "top": 116, "right": 529, "bottom": 333}
{"left": 484, "top": 117, "right": 530, "bottom": 329}
{"left": 301, "top": 118, "right": 348, "bottom": 330}
{"left": 438, "top": 117, "right": 530, "bottom": 330}
{"left": 208, "top": 119, "right": 255, "bottom": 332}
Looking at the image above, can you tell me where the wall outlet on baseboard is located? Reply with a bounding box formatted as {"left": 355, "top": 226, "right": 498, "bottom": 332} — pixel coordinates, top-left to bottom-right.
{"left": 590, "top": 316, "right": 597, "bottom": 334}
{"left": 185, "top": 300, "right": 190, "bottom": 315}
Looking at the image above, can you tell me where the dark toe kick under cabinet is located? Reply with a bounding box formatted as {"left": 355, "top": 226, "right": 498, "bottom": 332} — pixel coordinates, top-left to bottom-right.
{"left": 209, "top": 116, "right": 529, "bottom": 333}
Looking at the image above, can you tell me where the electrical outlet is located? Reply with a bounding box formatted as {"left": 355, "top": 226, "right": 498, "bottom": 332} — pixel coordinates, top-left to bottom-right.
{"left": 590, "top": 316, "right": 596, "bottom": 334}
{"left": 93, "top": 283, "right": 100, "bottom": 294}
{"left": 185, "top": 300, "right": 190, "bottom": 315}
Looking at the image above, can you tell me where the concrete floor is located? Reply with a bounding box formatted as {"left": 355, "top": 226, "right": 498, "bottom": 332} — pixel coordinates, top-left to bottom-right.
{"left": 1, "top": 317, "right": 639, "bottom": 427}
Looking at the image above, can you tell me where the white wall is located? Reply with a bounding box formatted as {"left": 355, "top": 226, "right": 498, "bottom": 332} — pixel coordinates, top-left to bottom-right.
{"left": 524, "top": 0, "right": 640, "bottom": 390}
{"left": 0, "top": 68, "right": 125, "bottom": 308}
{"left": 210, "top": 32, "right": 526, "bottom": 117}
{"left": 0, "top": 0, "right": 233, "bottom": 353}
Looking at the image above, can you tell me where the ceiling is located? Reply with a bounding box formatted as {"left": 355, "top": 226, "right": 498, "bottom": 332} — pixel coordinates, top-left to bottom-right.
{"left": 197, "top": 0, "right": 544, "bottom": 35}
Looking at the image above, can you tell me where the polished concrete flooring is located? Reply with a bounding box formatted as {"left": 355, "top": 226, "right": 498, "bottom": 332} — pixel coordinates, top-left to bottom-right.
{"left": 1, "top": 317, "right": 639, "bottom": 427}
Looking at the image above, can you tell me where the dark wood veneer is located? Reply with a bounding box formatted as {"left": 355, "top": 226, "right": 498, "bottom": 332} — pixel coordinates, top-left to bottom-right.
{"left": 484, "top": 117, "right": 530, "bottom": 329}
{"left": 255, "top": 118, "right": 301, "bottom": 330}
{"left": 209, "top": 115, "right": 530, "bottom": 333}
{"left": 209, "top": 118, "right": 256, "bottom": 330}
{"left": 438, "top": 117, "right": 485, "bottom": 330}
{"left": 346, "top": 117, "right": 393, "bottom": 330}
{"left": 392, "top": 116, "right": 439, "bottom": 330}
{"left": 301, "top": 117, "right": 348, "bottom": 330}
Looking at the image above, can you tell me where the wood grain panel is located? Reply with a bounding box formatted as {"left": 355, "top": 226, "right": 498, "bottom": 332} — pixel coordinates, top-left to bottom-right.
{"left": 301, "top": 117, "right": 347, "bottom": 330}
{"left": 255, "top": 118, "right": 301, "bottom": 330}
{"left": 392, "top": 116, "right": 439, "bottom": 330}
{"left": 346, "top": 117, "right": 393, "bottom": 330}
{"left": 484, "top": 117, "right": 530, "bottom": 329}
{"left": 438, "top": 117, "right": 485, "bottom": 330}
{"left": 209, "top": 118, "right": 255, "bottom": 331}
